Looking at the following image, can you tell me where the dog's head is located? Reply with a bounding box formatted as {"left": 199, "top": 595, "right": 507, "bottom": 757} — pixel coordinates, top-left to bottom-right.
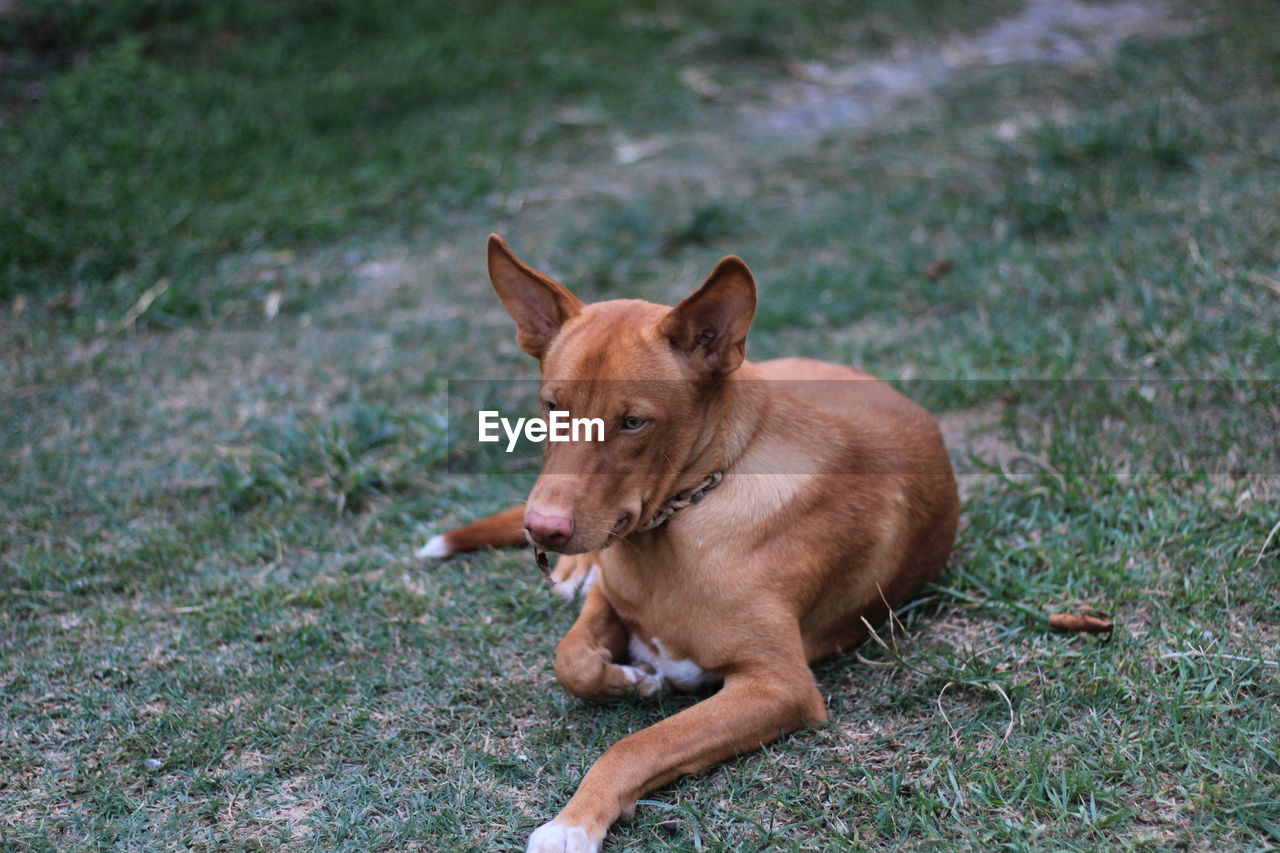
{"left": 487, "top": 234, "right": 756, "bottom": 554}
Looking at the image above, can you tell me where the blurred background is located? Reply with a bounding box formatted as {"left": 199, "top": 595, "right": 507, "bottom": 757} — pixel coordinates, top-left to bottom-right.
{"left": 2, "top": 1, "right": 1279, "bottom": 849}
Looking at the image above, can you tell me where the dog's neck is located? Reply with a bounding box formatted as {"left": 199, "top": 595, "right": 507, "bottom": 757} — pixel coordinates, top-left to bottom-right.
{"left": 673, "top": 362, "right": 776, "bottom": 484}
{"left": 636, "top": 470, "right": 724, "bottom": 532}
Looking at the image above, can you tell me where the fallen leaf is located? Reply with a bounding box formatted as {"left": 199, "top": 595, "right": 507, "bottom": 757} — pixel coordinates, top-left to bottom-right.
{"left": 612, "top": 134, "right": 668, "bottom": 165}
{"left": 680, "top": 66, "right": 723, "bottom": 100}
{"left": 1244, "top": 270, "right": 1280, "bottom": 297}
{"left": 924, "top": 258, "right": 954, "bottom": 279}
{"left": 1048, "top": 612, "right": 1114, "bottom": 633}
{"left": 44, "top": 292, "right": 82, "bottom": 313}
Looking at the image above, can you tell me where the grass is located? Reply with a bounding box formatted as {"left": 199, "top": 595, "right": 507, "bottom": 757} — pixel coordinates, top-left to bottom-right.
{"left": 2, "top": 0, "right": 1279, "bottom": 849}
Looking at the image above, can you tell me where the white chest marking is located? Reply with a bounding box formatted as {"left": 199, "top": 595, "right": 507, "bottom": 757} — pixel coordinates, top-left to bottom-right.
{"left": 627, "top": 634, "right": 716, "bottom": 692}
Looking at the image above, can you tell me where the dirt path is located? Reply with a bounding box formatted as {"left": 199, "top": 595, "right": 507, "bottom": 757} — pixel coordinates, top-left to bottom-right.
{"left": 752, "top": 0, "right": 1175, "bottom": 135}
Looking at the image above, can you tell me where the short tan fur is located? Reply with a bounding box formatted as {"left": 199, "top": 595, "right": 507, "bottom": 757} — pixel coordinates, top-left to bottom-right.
{"left": 427, "top": 236, "right": 959, "bottom": 853}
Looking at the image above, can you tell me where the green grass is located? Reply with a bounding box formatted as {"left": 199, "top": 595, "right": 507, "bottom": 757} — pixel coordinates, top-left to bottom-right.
{"left": 3, "top": 0, "right": 1280, "bottom": 849}
{"left": 0, "top": 0, "right": 1014, "bottom": 313}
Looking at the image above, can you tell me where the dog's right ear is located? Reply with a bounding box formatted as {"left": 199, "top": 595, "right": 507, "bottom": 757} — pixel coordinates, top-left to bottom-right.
{"left": 660, "top": 256, "right": 757, "bottom": 378}
{"left": 487, "top": 235, "right": 584, "bottom": 360}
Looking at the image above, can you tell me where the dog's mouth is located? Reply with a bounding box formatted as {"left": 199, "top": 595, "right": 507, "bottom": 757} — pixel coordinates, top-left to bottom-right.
{"left": 528, "top": 513, "right": 638, "bottom": 569}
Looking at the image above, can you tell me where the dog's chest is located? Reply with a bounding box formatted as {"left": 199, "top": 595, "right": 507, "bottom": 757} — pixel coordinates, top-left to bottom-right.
{"left": 627, "top": 633, "right": 716, "bottom": 691}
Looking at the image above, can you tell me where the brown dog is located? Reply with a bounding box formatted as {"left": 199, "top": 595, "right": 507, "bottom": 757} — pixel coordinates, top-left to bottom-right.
{"left": 422, "top": 236, "right": 960, "bottom": 852}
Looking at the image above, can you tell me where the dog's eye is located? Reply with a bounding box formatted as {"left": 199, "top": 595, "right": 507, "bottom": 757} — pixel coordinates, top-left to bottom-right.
{"left": 543, "top": 400, "right": 559, "bottom": 413}
{"left": 621, "top": 415, "right": 648, "bottom": 432}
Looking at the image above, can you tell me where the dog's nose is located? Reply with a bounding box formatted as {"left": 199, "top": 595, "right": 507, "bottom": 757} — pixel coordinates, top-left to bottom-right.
{"left": 525, "top": 509, "right": 574, "bottom": 549}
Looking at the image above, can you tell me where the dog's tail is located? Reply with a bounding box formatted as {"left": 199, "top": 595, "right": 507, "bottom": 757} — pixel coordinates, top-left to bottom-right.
{"left": 416, "top": 505, "right": 528, "bottom": 560}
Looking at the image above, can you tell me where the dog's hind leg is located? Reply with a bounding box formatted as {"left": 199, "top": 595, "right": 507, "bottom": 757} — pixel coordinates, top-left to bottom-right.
{"left": 417, "top": 505, "right": 527, "bottom": 559}
{"left": 547, "top": 554, "right": 601, "bottom": 600}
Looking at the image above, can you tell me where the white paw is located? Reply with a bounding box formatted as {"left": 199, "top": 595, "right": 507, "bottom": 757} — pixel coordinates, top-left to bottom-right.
{"left": 526, "top": 819, "right": 598, "bottom": 853}
{"left": 552, "top": 562, "right": 600, "bottom": 600}
{"left": 415, "top": 534, "right": 451, "bottom": 559}
{"left": 618, "top": 664, "right": 665, "bottom": 696}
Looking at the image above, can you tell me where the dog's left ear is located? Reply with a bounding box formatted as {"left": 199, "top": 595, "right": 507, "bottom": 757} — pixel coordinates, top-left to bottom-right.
{"left": 661, "top": 256, "right": 757, "bottom": 378}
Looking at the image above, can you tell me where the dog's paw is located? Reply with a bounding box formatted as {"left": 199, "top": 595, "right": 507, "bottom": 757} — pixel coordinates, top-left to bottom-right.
{"left": 415, "top": 534, "right": 452, "bottom": 560}
{"left": 618, "top": 664, "right": 665, "bottom": 696}
{"left": 549, "top": 554, "right": 600, "bottom": 600}
{"left": 526, "top": 820, "right": 599, "bottom": 853}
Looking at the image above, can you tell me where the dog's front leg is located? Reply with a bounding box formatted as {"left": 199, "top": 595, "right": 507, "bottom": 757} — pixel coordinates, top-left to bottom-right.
{"left": 527, "top": 661, "right": 827, "bottom": 853}
{"left": 552, "top": 582, "right": 646, "bottom": 700}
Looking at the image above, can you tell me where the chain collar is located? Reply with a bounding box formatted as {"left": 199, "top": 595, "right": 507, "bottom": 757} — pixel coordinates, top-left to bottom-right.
{"left": 534, "top": 470, "right": 725, "bottom": 573}
{"left": 636, "top": 470, "right": 724, "bottom": 532}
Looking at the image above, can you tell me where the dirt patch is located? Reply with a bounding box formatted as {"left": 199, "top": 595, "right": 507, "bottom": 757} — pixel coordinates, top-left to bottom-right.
{"left": 228, "top": 771, "right": 322, "bottom": 846}
{"left": 751, "top": 0, "right": 1179, "bottom": 135}
{"left": 938, "top": 401, "right": 1022, "bottom": 499}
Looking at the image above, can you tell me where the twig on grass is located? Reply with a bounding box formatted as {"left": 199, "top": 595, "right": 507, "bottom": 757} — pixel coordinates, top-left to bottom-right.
{"left": 1255, "top": 516, "right": 1280, "bottom": 567}
{"left": 115, "top": 279, "right": 170, "bottom": 332}
{"left": 1161, "top": 651, "right": 1278, "bottom": 668}
{"left": 999, "top": 450, "right": 1066, "bottom": 493}
{"left": 937, "top": 679, "right": 1016, "bottom": 745}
